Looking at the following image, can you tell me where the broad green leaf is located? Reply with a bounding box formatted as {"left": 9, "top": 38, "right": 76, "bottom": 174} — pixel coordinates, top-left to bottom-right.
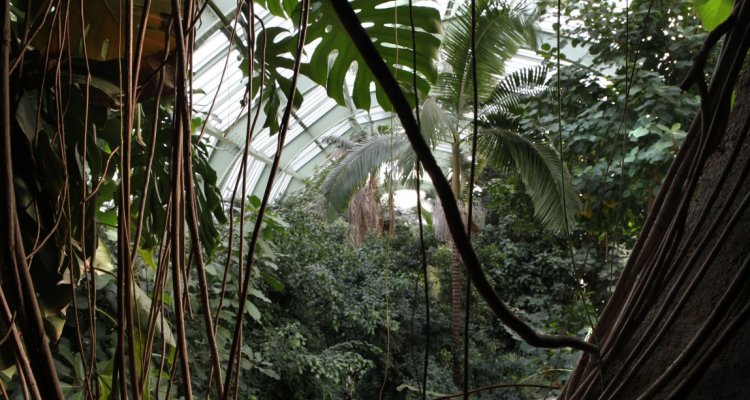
{"left": 301, "top": 0, "right": 442, "bottom": 110}
{"left": 16, "top": 91, "right": 39, "bottom": 141}
{"left": 246, "top": 300, "right": 262, "bottom": 322}
{"left": 43, "top": 313, "right": 67, "bottom": 342}
{"left": 261, "top": 271, "right": 285, "bottom": 291}
{"left": 629, "top": 126, "right": 650, "bottom": 140}
{"left": 251, "top": 288, "right": 272, "bottom": 303}
{"left": 247, "top": 27, "right": 304, "bottom": 135}
{"left": 0, "top": 365, "right": 16, "bottom": 381}
{"left": 693, "top": 0, "right": 732, "bottom": 31}
{"left": 138, "top": 248, "right": 158, "bottom": 270}
{"left": 249, "top": 195, "right": 262, "bottom": 208}
{"left": 97, "top": 356, "right": 115, "bottom": 400}
{"left": 258, "top": 367, "right": 281, "bottom": 380}
{"left": 96, "top": 208, "right": 118, "bottom": 227}
{"left": 93, "top": 238, "right": 115, "bottom": 274}
{"left": 133, "top": 284, "right": 177, "bottom": 348}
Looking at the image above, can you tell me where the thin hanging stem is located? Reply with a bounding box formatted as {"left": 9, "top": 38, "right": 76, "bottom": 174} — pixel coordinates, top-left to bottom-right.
{"left": 1, "top": 1, "right": 64, "bottom": 397}
{"left": 407, "top": 0, "right": 429, "bottom": 396}
{"left": 463, "top": 0, "right": 479, "bottom": 394}
{"left": 378, "top": 3, "right": 400, "bottom": 397}
{"left": 221, "top": 1, "right": 310, "bottom": 396}
{"left": 330, "top": 0, "right": 597, "bottom": 355}
{"left": 113, "top": 0, "right": 140, "bottom": 396}
{"left": 168, "top": 0, "right": 202, "bottom": 397}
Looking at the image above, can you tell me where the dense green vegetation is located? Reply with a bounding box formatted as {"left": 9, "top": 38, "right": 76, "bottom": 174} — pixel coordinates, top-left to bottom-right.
{"left": 182, "top": 185, "right": 588, "bottom": 399}
{"left": 0, "top": 0, "right": 730, "bottom": 398}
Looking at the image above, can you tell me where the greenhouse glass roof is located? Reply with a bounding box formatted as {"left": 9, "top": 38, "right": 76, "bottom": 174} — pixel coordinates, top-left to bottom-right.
{"left": 192, "top": 0, "right": 565, "bottom": 202}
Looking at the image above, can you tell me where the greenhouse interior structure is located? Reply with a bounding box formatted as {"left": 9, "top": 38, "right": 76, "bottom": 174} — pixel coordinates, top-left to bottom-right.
{"left": 2, "top": 0, "right": 750, "bottom": 398}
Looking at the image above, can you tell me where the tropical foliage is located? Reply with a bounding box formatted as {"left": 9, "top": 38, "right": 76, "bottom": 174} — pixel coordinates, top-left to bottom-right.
{"left": 249, "top": 0, "right": 443, "bottom": 132}
{"left": 0, "top": 0, "right": 721, "bottom": 398}
{"left": 529, "top": 0, "right": 704, "bottom": 246}
{"left": 321, "top": 0, "right": 579, "bottom": 230}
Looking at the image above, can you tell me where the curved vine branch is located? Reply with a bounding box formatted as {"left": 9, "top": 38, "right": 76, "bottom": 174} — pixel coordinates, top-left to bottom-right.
{"left": 328, "top": 0, "right": 598, "bottom": 355}
{"left": 434, "top": 382, "right": 561, "bottom": 400}
{"left": 1, "top": 1, "right": 64, "bottom": 398}
{"left": 221, "top": 0, "right": 311, "bottom": 397}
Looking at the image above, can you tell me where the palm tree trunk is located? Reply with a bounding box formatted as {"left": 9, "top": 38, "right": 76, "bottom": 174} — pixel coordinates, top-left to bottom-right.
{"left": 449, "top": 143, "right": 464, "bottom": 387}
{"left": 450, "top": 241, "right": 463, "bottom": 387}
{"left": 451, "top": 141, "right": 462, "bottom": 198}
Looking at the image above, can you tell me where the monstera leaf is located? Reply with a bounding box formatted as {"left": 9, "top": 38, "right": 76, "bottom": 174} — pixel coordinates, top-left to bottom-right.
{"left": 302, "top": 0, "right": 442, "bottom": 110}
{"left": 255, "top": 0, "right": 442, "bottom": 111}
{"left": 242, "top": 26, "right": 305, "bottom": 134}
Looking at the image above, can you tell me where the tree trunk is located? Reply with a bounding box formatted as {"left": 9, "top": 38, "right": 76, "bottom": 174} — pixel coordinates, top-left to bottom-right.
{"left": 562, "top": 6, "right": 750, "bottom": 398}
{"left": 447, "top": 142, "right": 464, "bottom": 387}
{"left": 347, "top": 175, "right": 382, "bottom": 247}
{"left": 450, "top": 242, "right": 463, "bottom": 387}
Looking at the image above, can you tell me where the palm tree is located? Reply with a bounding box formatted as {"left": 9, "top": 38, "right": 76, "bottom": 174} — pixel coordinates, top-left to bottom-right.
{"left": 320, "top": 0, "right": 580, "bottom": 385}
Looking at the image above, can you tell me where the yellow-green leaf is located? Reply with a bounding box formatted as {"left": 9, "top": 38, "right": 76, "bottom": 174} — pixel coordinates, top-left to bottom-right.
{"left": 693, "top": 0, "right": 732, "bottom": 31}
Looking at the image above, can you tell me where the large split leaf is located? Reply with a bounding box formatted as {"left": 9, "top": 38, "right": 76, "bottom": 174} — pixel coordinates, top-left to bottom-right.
{"left": 244, "top": 26, "right": 304, "bottom": 134}
{"left": 302, "top": 0, "right": 442, "bottom": 110}
{"left": 257, "top": 0, "right": 442, "bottom": 111}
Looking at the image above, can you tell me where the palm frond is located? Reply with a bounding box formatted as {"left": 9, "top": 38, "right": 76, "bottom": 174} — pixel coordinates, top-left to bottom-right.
{"left": 319, "top": 134, "right": 410, "bottom": 212}
{"left": 488, "top": 65, "right": 549, "bottom": 110}
{"left": 420, "top": 97, "right": 455, "bottom": 147}
{"left": 480, "top": 65, "right": 549, "bottom": 127}
{"left": 323, "top": 135, "right": 356, "bottom": 150}
{"left": 397, "top": 135, "right": 454, "bottom": 179}
{"left": 437, "top": 0, "right": 539, "bottom": 112}
{"left": 478, "top": 128, "right": 580, "bottom": 231}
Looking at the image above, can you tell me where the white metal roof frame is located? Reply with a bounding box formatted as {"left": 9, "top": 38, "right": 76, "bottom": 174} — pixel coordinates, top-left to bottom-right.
{"left": 192, "top": 0, "right": 592, "bottom": 203}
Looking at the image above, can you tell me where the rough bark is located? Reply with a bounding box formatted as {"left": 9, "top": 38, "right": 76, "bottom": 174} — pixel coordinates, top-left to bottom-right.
{"left": 450, "top": 242, "right": 463, "bottom": 387}
{"left": 348, "top": 175, "right": 382, "bottom": 247}
{"left": 562, "top": 3, "right": 750, "bottom": 397}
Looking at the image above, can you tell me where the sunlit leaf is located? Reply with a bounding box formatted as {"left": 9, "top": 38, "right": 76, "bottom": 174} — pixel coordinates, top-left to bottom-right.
{"left": 693, "top": 0, "right": 732, "bottom": 31}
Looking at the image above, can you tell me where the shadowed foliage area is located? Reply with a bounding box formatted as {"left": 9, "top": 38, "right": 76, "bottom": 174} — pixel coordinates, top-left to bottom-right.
{"left": 2, "top": 0, "right": 747, "bottom": 399}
